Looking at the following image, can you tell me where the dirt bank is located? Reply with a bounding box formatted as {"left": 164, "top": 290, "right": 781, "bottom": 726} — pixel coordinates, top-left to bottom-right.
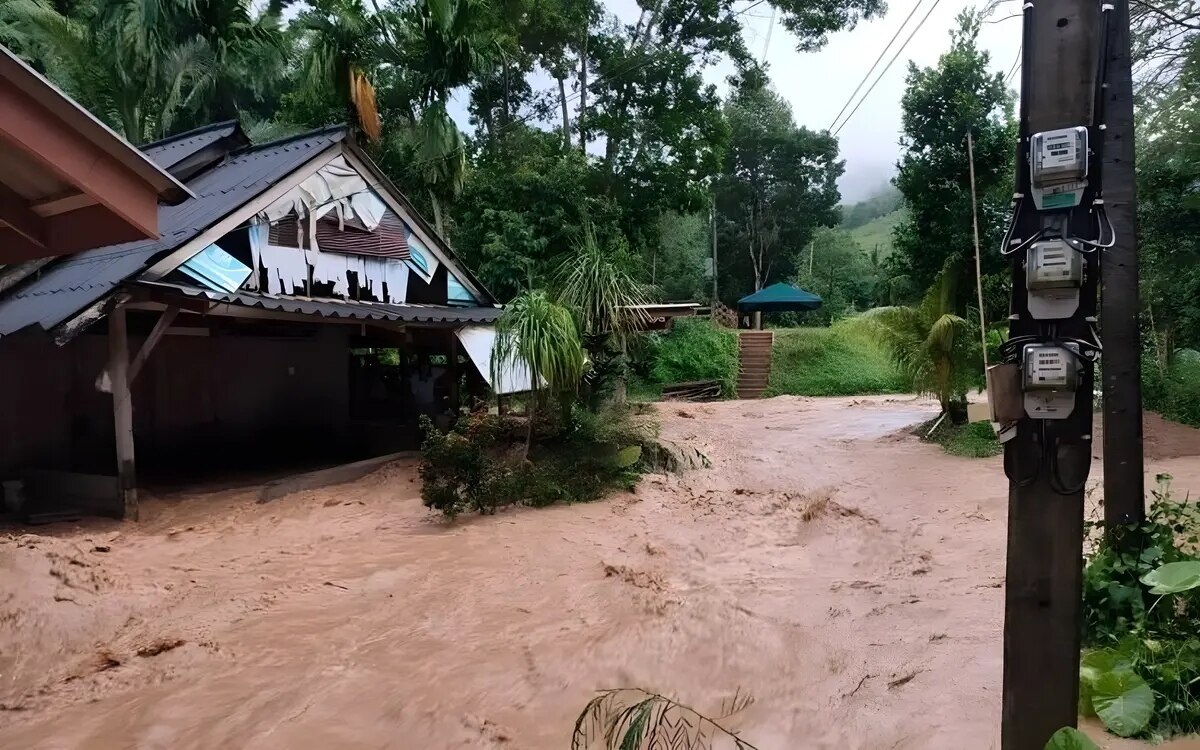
{"left": 3, "top": 396, "right": 1200, "bottom": 749}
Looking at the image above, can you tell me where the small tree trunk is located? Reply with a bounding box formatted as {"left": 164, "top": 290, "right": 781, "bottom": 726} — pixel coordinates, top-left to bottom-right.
{"left": 429, "top": 190, "right": 445, "bottom": 237}
{"left": 578, "top": 41, "right": 588, "bottom": 154}
{"left": 557, "top": 75, "right": 571, "bottom": 147}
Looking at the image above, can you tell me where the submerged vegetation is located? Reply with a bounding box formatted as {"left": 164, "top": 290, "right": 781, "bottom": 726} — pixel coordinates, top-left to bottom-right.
{"left": 419, "top": 405, "right": 652, "bottom": 518}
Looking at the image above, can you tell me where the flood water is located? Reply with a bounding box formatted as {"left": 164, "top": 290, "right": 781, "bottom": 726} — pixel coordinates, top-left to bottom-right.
{"left": 4, "top": 395, "right": 1200, "bottom": 749}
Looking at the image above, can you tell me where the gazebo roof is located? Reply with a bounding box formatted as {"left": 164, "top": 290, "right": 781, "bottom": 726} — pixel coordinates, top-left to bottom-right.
{"left": 737, "top": 282, "right": 823, "bottom": 313}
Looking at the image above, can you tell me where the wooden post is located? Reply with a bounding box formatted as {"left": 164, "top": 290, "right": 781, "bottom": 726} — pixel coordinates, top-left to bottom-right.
{"left": 1001, "top": 1, "right": 1099, "bottom": 746}
{"left": 967, "top": 131, "right": 989, "bottom": 367}
{"left": 108, "top": 305, "right": 137, "bottom": 520}
{"left": 447, "top": 329, "right": 460, "bottom": 418}
{"left": 1100, "top": 0, "right": 1145, "bottom": 531}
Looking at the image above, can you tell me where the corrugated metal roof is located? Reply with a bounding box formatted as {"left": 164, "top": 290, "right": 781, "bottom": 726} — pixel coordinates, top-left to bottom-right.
{"left": 141, "top": 281, "right": 503, "bottom": 324}
{"left": 0, "top": 127, "right": 346, "bottom": 337}
{"left": 140, "top": 121, "right": 241, "bottom": 169}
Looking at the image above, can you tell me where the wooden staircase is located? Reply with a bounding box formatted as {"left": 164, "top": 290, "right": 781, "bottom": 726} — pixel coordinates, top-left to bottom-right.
{"left": 736, "top": 330, "right": 774, "bottom": 399}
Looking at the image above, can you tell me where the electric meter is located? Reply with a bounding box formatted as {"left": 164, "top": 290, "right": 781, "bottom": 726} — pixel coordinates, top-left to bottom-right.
{"left": 1029, "top": 126, "right": 1089, "bottom": 210}
{"left": 1026, "top": 239, "right": 1083, "bottom": 319}
{"left": 1022, "top": 343, "right": 1080, "bottom": 419}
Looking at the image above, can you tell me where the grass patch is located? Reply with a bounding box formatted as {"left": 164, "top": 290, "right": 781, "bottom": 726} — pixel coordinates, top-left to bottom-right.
{"left": 765, "top": 320, "right": 906, "bottom": 397}
{"left": 847, "top": 207, "right": 906, "bottom": 258}
{"left": 643, "top": 319, "right": 740, "bottom": 397}
{"left": 918, "top": 418, "right": 1001, "bottom": 458}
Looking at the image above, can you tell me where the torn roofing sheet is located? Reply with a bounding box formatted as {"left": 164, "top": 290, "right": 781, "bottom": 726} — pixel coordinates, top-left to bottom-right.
{"left": 456, "top": 325, "right": 538, "bottom": 395}
{"left": 0, "top": 126, "right": 346, "bottom": 337}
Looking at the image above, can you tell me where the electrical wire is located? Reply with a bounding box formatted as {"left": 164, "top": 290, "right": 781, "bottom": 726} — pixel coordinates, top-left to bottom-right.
{"left": 826, "top": 0, "right": 927, "bottom": 132}
{"left": 832, "top": 0, "right": 945, "bottom": 137}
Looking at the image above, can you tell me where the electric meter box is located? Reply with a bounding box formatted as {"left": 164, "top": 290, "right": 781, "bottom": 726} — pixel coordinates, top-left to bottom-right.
{"left": 1029, "top": 126, "right": 1089, "bottom": 210}
{"left": 1022, "top": 343, "right": 1081, "bottom": 420}
{"left": 1027, "top": 239, "right": 1082, "bottom": 290}
{"left": 1024, "top": 344, "right": 1080, "bottom": 389}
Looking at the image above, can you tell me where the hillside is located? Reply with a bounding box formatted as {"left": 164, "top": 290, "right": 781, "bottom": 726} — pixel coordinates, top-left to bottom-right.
{"left": 848, "top": 207, "right": 906, "bottom": 258}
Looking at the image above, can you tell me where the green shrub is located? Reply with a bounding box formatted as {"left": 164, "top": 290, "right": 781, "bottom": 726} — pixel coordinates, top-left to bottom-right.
{"left": 765, "top": 320, "right": 907, "bottom": 397}
{"left": 924, "top": 419, "right": 1000, "bottom": 458}
{"left": 1081, "top": 474, "right": 1200, "bottom": 739}
{"left": 419, "top": 405, "right": 653, "bottom": 518}
{"left": 647, "top": 319, "right": 739, "bottom": 396}
{"left": 1144, "top": 356, "right": 1200, "bottom": 427}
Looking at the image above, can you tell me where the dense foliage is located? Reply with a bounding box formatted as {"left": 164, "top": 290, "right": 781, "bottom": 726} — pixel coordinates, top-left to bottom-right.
{"left": 889, "top": 10, "right": 1014, "bottom": 321}
{"left": 419, "top": 406, "right": 649, "bottom": 517}
{"left": 1081, "top": 475, "right": 1200, "bottom": 739}
{"left": 641, "top": 319, "right": 739, "bottom": 397}
{"left": 0, "top": 0, "right": 887, "bottom": 305}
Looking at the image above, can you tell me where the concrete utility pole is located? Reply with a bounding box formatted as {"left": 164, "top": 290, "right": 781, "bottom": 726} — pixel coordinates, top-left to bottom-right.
{"left": 1100, "top": 0, "right": 1145, "bottom": 530}
{"left": 1001, "top": 1, "right": 1103, "bottom": 746}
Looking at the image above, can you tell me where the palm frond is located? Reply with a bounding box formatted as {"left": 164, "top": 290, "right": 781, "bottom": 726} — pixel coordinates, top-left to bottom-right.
{"left": 349, "top": 65, "right": 381, "bottom": 139}
{"left": 572, "top": 689, "right": 759, "bottom": 750}
{"left": 493, "top": 289, "right": 585, "bottom": 395}
{"left": 556, "top": 224, "right": 654, "bottom": 341}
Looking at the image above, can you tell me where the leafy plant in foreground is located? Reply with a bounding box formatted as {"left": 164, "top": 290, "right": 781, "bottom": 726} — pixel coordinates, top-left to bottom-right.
{"left": 1081, "top": 474, "right": 1200, "bottom": 738}
{"left": 572, "top": 689, "right": 757, "bottom": 750}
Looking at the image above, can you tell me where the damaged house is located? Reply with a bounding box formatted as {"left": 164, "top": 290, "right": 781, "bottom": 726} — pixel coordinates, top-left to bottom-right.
{"left": 0, "top": 111, "right": 528, "bottom": 521}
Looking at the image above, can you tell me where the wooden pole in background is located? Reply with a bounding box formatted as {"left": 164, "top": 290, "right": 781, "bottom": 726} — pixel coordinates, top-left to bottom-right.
{"left": 1100, "top": 0, "right": 1145, "bottom": 531}
{"left": 108, "top": 305, "right": 137, "bottom": 521}
{"left": 967, "top": 131, "right": 989, "bottom": 367}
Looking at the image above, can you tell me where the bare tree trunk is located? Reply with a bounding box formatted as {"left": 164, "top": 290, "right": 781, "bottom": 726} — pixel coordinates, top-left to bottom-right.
{"left": 578, "top": 39, "right": 588, "bottom": 154}
{"left": 557, "top": 75, "right": 571, "bottom": 147}
{"left": 429, "top": 189, "right": 445, "bottom": 237}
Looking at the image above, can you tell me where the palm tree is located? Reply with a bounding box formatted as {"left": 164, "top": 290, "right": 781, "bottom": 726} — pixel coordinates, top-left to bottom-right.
{"left": 493, "top": 288, "right": 586, "bottom": 454}
{"left": 556, "top": 225, "right": 653, "bottom": 404}
{"left": 295, "top": 0, "right": 382, "bottom": 139}
{"left": 2, "top": 0, "right": 284, "bottom": 144}
{"left": 865, "top": 261, "right": 977, "bottom": 422}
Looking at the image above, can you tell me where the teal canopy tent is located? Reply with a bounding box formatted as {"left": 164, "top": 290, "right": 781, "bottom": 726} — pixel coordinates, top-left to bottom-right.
{"left": 737, "top": 282, "right": 823, "bottom": 314}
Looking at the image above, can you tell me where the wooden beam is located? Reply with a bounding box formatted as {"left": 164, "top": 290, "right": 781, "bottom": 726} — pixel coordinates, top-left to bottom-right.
{"left": 0, "top": 180, "right": 44, "bottom": 248}
{"left": 108, "top": 305, "right": 137, "bottom": 520}
{"left": 128, "top": 305, "right": 179, "bottom": 384}
{"left": 0, "top": 82, "right": 159, "bottom": 238}
{"left": 31, "top": 191, "right": 93, "bottom": 217}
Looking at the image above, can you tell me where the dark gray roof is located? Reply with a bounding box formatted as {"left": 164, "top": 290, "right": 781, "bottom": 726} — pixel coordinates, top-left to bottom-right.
{"left": 141, "top": 121, "right": 241, "bottom": 169}
{"left": 0, "top": 126, "right": 346, "bottom": 336}
{"left": 141, "top": 281, "right": 503, "bottom": 325}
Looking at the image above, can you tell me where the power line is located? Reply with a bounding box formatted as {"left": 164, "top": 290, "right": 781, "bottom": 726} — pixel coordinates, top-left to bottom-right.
{"left": 760, "top": 5, "right": 777, "bottom": 63}
{"left": 1005, "top": 43, "right": 1022, "bottom": 85}
{"left": 827, "top": 0, "right": 928, "bottom": 133}
{"left": 832, "top": 0, "right": 945, "bottom": 137}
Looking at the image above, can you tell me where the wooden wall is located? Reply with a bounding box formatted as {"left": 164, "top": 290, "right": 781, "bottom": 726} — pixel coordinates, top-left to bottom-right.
{"left": 0, "top": 317, "right": 355, "bottom": 479}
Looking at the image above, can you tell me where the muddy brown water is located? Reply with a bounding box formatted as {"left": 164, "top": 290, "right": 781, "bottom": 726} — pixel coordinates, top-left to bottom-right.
{"left": 4, "top": 396, "right": 1200, "bottom": 749}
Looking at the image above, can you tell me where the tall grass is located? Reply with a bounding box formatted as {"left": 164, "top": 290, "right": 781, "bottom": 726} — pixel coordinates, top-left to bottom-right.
{"left": 765, "top": 319, "right": 906, "bottom": 397}
{"left": 645, "top": 319, "right": 740, "bottom": 396}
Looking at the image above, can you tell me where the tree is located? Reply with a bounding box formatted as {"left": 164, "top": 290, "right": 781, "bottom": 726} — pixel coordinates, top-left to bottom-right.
{"left": 891, "top": 9, "right": 1015, "bottom": 312}
{"left": 714, "top": 74, "right": 842, "bottom": 302}
{"left": 493, "top": 288, "right": 586, "bottom": 454}
{"left": 556, "top": 225, "right": 652, "bottom": 404}
{"left": 1, "top": 0, "right": 283, "bottom": 144}
{"left": 791, "top": 227, "right": 875, "bottom": 324}
{"left": 651, "top": 211, "right": 710, "bottom": 301}
{"left": 866, "top": 261, "right": 978, "bottom": 422}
